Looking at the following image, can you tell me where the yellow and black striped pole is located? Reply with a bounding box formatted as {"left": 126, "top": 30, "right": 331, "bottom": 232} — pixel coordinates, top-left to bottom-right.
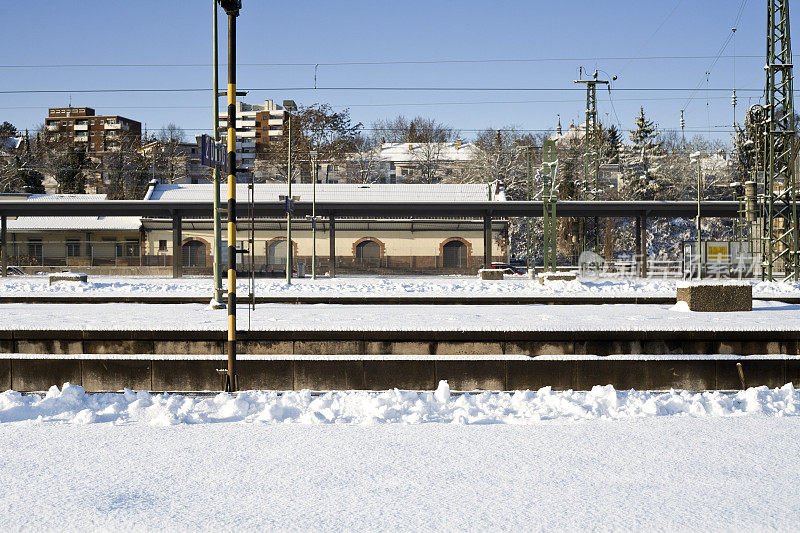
{"left": 222, "top": 0, "right": 240, "bottom": 392}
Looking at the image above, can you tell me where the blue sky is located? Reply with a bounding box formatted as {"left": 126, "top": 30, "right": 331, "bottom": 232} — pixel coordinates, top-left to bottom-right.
{"left": 1, "top": 0, "right": 790, "bottom": 144}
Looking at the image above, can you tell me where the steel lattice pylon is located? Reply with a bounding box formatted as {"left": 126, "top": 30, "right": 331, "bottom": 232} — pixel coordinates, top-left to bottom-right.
{"left": 763, "top": 0, "right": 799, "bottom": 280}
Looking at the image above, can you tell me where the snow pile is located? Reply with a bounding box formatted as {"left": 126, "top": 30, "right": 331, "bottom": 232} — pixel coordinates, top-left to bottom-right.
{"left": 2, "top": 381, "right": 798, "bottom": 426}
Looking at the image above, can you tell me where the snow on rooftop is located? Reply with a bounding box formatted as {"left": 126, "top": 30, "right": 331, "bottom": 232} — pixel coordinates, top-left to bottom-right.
{"left": 5, "top": 193, "right": 141, "bottom": 232}
{"left": 147, "top": 182, "right": 490, "bottom": 203}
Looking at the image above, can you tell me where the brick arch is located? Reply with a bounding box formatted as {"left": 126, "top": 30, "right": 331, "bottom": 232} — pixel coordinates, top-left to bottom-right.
{"left": 266, "top": 236, "right": 298, "bottom": 256}
{"left": 352, "top": 237, "right": 386, "bottom": 258}
{"left": 181, "top": 236, "right": 210, "bottom": 248}
{"left": 439, "top": 237, "right": 472, "bottom": 268}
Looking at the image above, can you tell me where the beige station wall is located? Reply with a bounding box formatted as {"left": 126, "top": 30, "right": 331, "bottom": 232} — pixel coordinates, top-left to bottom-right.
{"left": 144, "top": 228, "right": 504, "bottom": 259}
{"left": 8, "top": 231, "right": 141, "bottom": 259}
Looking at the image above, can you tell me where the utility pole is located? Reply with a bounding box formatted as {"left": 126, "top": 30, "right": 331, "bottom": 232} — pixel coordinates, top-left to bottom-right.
{"left": 310, "top": 150, "right": 318, "bottom": 279}
{"left": 763, "top": 0, "right": 798, "bottom": 281}
{"left": 219, "top": 0, "right": 240, "bottom": 393}
{"left": 574, "top": 69, "right": 614, "bottom": 253}
{"left": 210, "top": 0, "right": 224, "bottom": 309}
{"left": 525, "top": 145, "right": 534, "bottom": 273}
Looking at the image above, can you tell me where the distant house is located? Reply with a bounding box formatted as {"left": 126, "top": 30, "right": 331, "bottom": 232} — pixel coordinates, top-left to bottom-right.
{"left": 348, "top": 141, "right": 477, "bottom": 183}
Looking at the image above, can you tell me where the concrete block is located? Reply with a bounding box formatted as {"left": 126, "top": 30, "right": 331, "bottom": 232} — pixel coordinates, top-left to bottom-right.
{"left": 478, "top": 269, "right": 504, "bottom": 280}
{"left": 0, "top": 340, "right": 12, "bottom": 354}
{"left": 538, "top": 272, "right": 577, "bottom": 285}
{"left": 12, "top": 359, "right": 82, "bottom": 391}
{"left": 154, "top": 340, "right": 224, "bottom": 355}
{"left": 0, "top": 359, "right": 10, "bottom": 390}
{"left": 364, "top": 341, "right": 434, "bottom": 355}
{"left": 676, "top": 282, "right": 752, "bottom": 312}
{"left": 435, "top": 342, "right": 503, "bottom": 356}
{"left": 294, "top": 360, "right": 365, "bottom": 391}
{"left": 16, "top": 339, "right": 83, "bottom": 355}
{"left": 363, "top": 360, "right": 436, "bottom": 390}
{"left": 82, "top": 360, "right": 151, "bottom": 391}
{"left": 237, "top": 360, "right": 293, "bottom": 391}
{"left": 576, "top": 341, "right": 643, "bottom": 357}
{"left": 575, "top": 360, "right": 646, "bottom": 390}
{"left": 506, "top": 341, "right": 574, "bottom": 356}
{"left": 436, "top": 360, "right": 506, "bottom": 391}
{"left": 647, "top": 360, "right": 716, "bottom": 391}
{"left": 151, "top": 360, "right": 223, "bottom": 391}
{"left": 715, "top": 359, "right": 786, "bottom": 389}
{"left": 49, "top": 273, "right": 87, "bottom": 285}
{"left": 238, "top": 340, "right": 293, "bottom": 355}
{"left": 293, "top": 340, "right": 363, "bottom": 356}
{"left": 507, "top": 360, "right": 576, "bottom": 391}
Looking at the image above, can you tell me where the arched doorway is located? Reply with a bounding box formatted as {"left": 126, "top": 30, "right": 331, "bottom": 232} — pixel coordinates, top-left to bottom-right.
{"left": 355, "top": 239, "right": 381, "bottom": 267}
{"left": 442, "top": 240, "right": 468, "bottom": 268}
{"left": 267, "top": 240, "right": 288, "bottom": 269}
{"left": 182, "top": 240, "right": 206, "bottom": 267}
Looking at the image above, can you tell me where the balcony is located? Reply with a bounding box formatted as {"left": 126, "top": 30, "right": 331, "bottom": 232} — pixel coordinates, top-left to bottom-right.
{"left": 238, "top": 130, "right": 256, "bottom": 138}
{"left": 105, "top": 123, "right": 121, "bottom": 130}
{"left": 268, "top": 118, "right": 284, "bottom": 126}
{"left": 46, "top": 125, "right": 59, "bottom": 132}
{"left": 237, "top": 120, "right": 256, "bottom": 128}
{"left": 236, "top": 140, "right": 255, "bottom": 150}
{"left": 74, "top": 124, "right": 88, "bottom": 131}
{"left": 74, "top": 134, "right": 89, "bottom": 142}
{"left": 267, "top": 129, "right": 283, "bottom": 136}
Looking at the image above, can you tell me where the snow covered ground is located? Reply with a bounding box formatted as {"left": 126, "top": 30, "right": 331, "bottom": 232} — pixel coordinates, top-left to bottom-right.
{"left": 0, "top": 300, "right": 797, "bottom": 331}
{"left": 1, "top": 274, "right": 799, "bottom": 298}
{"left": 1, "top": 383, "right": 799, "bottom": 530}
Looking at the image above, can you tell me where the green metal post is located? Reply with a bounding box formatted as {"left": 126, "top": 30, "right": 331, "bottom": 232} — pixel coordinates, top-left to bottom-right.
{"left": 286, "top": 113, "right": 292, "bottom": 285}
{"left": 211, "top": 0, "right": 224, "bottom": 308}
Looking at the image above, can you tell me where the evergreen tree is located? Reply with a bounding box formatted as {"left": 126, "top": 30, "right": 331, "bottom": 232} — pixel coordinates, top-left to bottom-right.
{"left": 55, "top": 146, "right": 86, "bottom": 194}
{"left": 606, "top": 124, "right": 621, "bottom": 162}
{"left": 629, "top": 107, "right": 658, "bottom": 158}
{"left": 0, "top": 121, "right": 16, "bottom": 140}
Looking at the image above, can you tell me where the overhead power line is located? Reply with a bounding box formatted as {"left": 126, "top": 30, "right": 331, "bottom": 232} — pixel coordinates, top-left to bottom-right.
{"left": 0, "top": 86, "right": 774, "bottom": 95}
{"left": 0, "top": 55, "right": 790, "bottom": 70}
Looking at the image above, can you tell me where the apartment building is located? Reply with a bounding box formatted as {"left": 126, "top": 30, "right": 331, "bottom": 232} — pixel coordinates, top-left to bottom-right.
{"left": 218, "top": 99, "right": 286, "bottom": 173}
{"left": 44, "top": 107, "right": 142, "bottom": 153}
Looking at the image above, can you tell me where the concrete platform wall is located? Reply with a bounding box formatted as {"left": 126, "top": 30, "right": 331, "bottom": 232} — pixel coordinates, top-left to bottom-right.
{"left": 4, "top": 357, "right": 798, "bottom": 393}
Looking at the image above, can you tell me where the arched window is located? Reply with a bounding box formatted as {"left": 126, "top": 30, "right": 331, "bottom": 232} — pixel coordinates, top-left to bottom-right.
{"left": 442, "top": 240, "right": 467, "bottom": 268}
{"left": 182, "top": 240, "right": 206, "bottom": 267}
{"left": 356, "top": 240, "right": 381, "bottom": 267}
{"left": 267, "top": 240, "right": 288, "bottom": 268}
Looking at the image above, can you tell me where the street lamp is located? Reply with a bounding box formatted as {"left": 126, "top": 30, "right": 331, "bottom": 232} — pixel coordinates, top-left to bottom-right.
{"left": 283, "top": 99, "right": 297, "bottom": 285}
{"left": 309, "top": 150, "right": 318, "bottom": 279}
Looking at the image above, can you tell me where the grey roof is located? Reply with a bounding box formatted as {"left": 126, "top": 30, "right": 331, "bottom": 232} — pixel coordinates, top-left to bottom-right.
{"left": 5, "top": 194, "right": 141, "bottom": 232}
{"left": 145, "top": 183, "right": 490, "bottom": 203}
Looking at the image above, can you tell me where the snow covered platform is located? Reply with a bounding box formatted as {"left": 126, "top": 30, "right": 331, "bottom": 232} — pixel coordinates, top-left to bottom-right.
{"left": 1, "top": 299, "right": 798, "bottom": 391}
{"left": 1, "top": 275, "right": 799, "bottom": 302}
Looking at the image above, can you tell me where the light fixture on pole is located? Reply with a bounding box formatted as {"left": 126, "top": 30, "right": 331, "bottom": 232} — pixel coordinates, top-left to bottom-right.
{"left": 283, "top": 100, "right": 298, "bottom": 285}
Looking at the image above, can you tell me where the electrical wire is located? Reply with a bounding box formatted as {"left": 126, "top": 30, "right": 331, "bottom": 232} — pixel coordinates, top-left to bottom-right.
{"left": 0, "top": 86, "right": 774, "bottom": 95}
{"left": 0, "top": 54, "right": 790, "bottom": 70}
